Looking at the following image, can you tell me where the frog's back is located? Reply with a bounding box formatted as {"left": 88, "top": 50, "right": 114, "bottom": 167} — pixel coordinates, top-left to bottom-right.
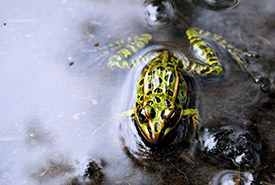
{"left": 135, "top": 50, "right": 188, "bottom": 143}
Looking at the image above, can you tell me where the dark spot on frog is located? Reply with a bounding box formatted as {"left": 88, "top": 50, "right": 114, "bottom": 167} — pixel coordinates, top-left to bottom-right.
{"left": 150, "top": 108, "right": 156, "bottom": 119}
{"left": 157, "top": 66, "right": 166, "bottom": 71}
{"left": 154, "top": 97, "right": 161, "bottom": 103}
{"left": 154, "top": 77, "right": 163, "bottom": 84}
{"left": 147, "top": 100, "right": 154, "bottom": 105}
{"left": 148, "top": 83, "right": 153, "bottom": 89}
{"left": 154, "top": 88, "right": 163, "bottom": 93}
{"left": 200, "top": 67, "right": 210, "bottom": 74}
{"left": 165, "top": 74, "right": 174, "bottom": 83}
{"left": 167, "top": 64, "right": 174, "bottom": 68}
{"left": 139, "top": 79, "right": 144, "bottom": 86}
{"left": 148, "top": 70, "right": 156, "bottom": 76}
{"left": 165, "top": 89, "right": 174, "bottom": 96}
{"left": 147, "top": 90, "right": 152, "bottom": 96}
{"left": 164, "top": 99, "right": 171, "bottom": 107}
{"left": 3, "top": 22, "right": 7, "bottom": 26}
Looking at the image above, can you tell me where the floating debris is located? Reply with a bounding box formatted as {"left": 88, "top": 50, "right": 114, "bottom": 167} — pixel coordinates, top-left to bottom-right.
{"left": 69, "top": 61, "right": 74, "bottom": 66}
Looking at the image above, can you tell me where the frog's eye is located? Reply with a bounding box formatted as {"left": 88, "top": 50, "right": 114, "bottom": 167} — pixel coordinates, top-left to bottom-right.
{"left": 138, "top": 108, "right": 146, "bottom": 123}
{"left": 168, "top": 111, "right": 178, "bottom": 127}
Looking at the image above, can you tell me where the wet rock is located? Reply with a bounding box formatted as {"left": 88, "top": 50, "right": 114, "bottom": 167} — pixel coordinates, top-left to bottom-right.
{"left": 199, "top": 119, "right": 262, "bottom": 168}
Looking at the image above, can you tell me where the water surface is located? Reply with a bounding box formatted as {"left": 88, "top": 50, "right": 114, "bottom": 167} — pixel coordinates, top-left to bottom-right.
{"left": 0, "top": 0, "right": 274, "bottom": 184}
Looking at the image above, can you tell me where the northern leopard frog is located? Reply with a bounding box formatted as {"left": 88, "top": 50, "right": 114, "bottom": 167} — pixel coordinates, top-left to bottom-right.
{"left": 88, "top": 27, "right": 254, "bottom": 144}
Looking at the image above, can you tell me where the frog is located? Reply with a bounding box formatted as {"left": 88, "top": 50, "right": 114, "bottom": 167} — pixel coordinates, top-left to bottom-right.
{"left": 95, "top": 27, "right": 256, "bottom": 145}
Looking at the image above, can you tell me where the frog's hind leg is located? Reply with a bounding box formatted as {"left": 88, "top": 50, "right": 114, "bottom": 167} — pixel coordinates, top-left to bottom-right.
{"left": 107, "top": 33, "right": 153, "bottom": 70}
{"left": 185, "top": 28, "right": 224, "bottom": 78}
{"left": 188, "top": 27, "right": 256, "bottom": 81}
{"left": 80, "top": 33, "right": 152, "bottom": 71}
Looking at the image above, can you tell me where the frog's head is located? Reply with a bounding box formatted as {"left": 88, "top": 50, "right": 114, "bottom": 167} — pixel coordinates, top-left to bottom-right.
{"left": 135, "top": 103, "right": 183, "bottom": 144}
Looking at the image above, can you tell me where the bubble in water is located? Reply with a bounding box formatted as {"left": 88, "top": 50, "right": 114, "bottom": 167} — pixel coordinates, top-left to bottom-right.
{"left": 211, "top": 170, "right": 254, "bottom": 185}
{"left": 194, "top": 0, "right": 239, "bottom": 10}
{"left": 143, "top": 0, "right": 174, "bottom": 27}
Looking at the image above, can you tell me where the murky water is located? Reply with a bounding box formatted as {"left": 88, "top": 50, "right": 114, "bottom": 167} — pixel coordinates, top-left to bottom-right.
{"left": 0, "top": 0, "right": 274, "bottom": 184}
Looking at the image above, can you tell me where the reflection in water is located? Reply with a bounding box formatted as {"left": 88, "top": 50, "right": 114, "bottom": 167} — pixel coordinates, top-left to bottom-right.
{"left": 194, "top": 0, "right": 239, "bottom": 10}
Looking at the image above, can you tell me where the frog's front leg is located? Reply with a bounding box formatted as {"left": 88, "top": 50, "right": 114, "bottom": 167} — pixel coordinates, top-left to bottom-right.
{"left": 183, "top": 108, "right": 201, "bottom": 130}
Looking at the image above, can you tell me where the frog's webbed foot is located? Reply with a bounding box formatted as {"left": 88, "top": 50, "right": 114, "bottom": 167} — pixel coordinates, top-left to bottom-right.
{"left": 183, "top": 108, "right": 201, "bottom": 130}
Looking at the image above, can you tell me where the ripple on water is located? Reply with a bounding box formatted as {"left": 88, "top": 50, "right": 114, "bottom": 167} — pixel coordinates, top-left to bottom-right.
{"left": 194, "top": 0, "right": 239, "bottom": 10}
{"left": 143, "top": 0, "right": 174, "bottom": 28}
{"left": 211, "top": 170, "right": 254, "bottom": 185}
